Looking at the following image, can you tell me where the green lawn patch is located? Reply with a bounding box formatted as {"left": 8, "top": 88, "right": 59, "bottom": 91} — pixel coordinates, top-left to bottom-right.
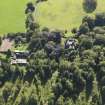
{"left": 0, "top": 0, "right": 33, "bottom": 35}
{"left": 35, "top": 0, "right": 105, "bottom": 36}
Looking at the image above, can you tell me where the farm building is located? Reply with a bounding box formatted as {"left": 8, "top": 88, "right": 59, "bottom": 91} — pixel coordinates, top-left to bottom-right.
{"left": 11, "top": 50, "right": 29, "bottom": 65}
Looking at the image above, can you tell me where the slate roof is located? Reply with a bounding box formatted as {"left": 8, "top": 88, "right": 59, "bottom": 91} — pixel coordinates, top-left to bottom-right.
{"left": 11, "top": 59, "right": 28, "bottom": 65}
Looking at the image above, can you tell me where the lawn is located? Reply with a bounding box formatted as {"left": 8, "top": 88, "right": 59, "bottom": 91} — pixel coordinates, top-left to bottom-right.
{"left": 0, "top": 0, "right": 105, "bottom": 35}
{"left": 0, "top": 0, "right": 33, "bottom": 35}
{"left": 35, "top": 0, "right": 105, "bottom": 35}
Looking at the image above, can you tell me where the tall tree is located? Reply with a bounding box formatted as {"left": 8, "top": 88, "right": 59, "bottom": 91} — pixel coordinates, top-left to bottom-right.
{"left": 83, "top": 0, "right": 97, "bottom": 13}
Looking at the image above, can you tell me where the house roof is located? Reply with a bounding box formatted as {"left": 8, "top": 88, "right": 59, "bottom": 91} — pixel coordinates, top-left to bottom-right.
{"left": 14, "top": 50, "right": 29, "bottom": 53}
{"left": 11, "top": 59, "right": 27, "bottom": 64}
{"left": 0, "top": 39, "right": 14, "bottom": 52}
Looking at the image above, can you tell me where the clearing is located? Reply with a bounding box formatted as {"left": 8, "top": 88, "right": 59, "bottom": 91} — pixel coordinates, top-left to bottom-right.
{"left": 35, "top": 0, "right": 105, "bottom": 35}
{"left": 0, "top": 0, "right": 105, "bottom": 35}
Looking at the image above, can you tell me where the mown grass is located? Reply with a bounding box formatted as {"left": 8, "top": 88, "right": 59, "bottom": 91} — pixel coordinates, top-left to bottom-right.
{"left": 35, "top": 0, "right": 105, "bottom": 35}
{"left": 0, "top": 0, "right": 33, "bottom": 35}
{"left": 0, "top": 0, "right": 105, "bottom": 35}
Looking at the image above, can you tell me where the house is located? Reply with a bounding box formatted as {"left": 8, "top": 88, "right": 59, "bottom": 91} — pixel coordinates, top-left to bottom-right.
{"left": 0, "top": 38, "right": 14, "bottom": 53}
{"left": 65, "top": 38, "right": 78, "bottom": 50}
{"left": 11, "top": 50, "right": 29, "bottom": 65}
{"left": 11, "top": 59, "right": 28, "bottom": 65}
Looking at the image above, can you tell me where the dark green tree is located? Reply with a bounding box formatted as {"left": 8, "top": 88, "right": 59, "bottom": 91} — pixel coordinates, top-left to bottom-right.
{"left": 83, "top": 0, "right": 97, "bottom": 13}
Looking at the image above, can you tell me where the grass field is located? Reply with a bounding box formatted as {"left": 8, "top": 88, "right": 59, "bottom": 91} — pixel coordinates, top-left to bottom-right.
{"left": 0, "top": 0, "right": 33, "bottom": 35}
{"left": 0, "top": 0, "right": 105, "bottom": 35}
{"left": 35, "top": 0, "right": 105, "bottom": 34}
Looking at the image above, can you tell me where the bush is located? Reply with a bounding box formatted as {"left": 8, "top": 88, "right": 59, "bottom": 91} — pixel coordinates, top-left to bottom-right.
{"left": 83, "top": 0, "right": 97, "bottom": 13}
{"left": 50, "top": 31, "right": 62, "bottom": 43}
{"left": 82, "top": 16, "right": 95, "bottom": 30}
{"left": 79, "top": 22, "right": 89, "bottom": 34}
{"left": 101, "top": 86, "right": 105, "bottom": 104}
{"left": 79, "top": 36, "right": 93, "bottom": 49}
{"left": 94, "top": 34, "right": 105, "bottom": 46}
{"left": 71, "top": 28, "right": 77, "bottom": 34}
{"left": 25, "top": 2, "right": 35, "bottom": 14}
{"left": 95, "top": 13, "right": 105, "bottom": 26}
{"left": 93, "top": 27, "right": 105, "bottom": 34}
{"left": 36, "top": 0, "right": 48, "bottom": 4}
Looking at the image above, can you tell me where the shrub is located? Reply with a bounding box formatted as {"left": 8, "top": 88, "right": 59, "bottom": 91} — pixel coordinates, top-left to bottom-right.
{"left": 71, "top": 28, "right": 77, "bottom": 34}
{"left": 82, "top": 16, "right": 95, "bottom": 30}
{"left": 25, "top": 2, "right": 35, "bottom": 14}
{"left": 79, "top": 36, "right": 93, "bottom": 49}
{"left": 79, "top": 22, "right": 89, "bottom": 34}
{"left": 94, "top": 34, "right": 105, "bottom": 46}
{"left": 95, "top": 13, "right": 105, "bottom": 26}
{"left": 93, "top": 27, "right": 105, "bottom": 34}
{"left": 101, "top": 86, "right": 105, "bottom": 104}
{"left": 83, "top": 0, "right": 97, "bottom": 13}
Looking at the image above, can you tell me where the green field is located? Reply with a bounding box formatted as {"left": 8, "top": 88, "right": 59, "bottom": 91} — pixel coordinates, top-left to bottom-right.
{"left": 0, "top": 0, "right": 105, "bottom": 35}
{"left": 0, "top": 0, "right": 33, "bottom": 35}
{"left": 35, "top": 0, "right": 105, "bottom": 33}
